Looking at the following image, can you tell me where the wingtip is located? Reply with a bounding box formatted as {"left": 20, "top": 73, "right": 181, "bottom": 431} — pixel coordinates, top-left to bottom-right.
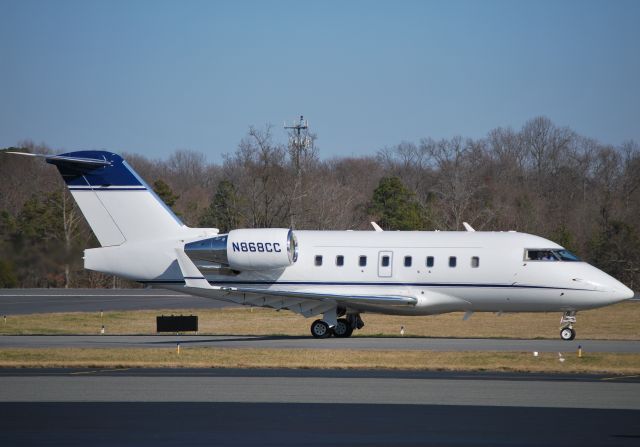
{"left": 370, "top": 222, "right": 384, "bottom": 232}
{"left": 3, "top": 151, "right": 38, "bottom": 157}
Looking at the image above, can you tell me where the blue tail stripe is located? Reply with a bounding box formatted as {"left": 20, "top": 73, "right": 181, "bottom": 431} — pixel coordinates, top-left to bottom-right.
{"left": 51, "top": 151, "right": 143, "bottom": 187}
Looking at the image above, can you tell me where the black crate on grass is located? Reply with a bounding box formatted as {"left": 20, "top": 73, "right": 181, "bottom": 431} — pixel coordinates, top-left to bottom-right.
{"left": 156, "top": 315, "right": 198, "bottom": 332}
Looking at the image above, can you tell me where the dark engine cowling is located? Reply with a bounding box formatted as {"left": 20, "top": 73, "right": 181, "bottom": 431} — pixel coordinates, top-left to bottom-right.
{"left": 184, "top": 228, "right": 298, "bottom": 271}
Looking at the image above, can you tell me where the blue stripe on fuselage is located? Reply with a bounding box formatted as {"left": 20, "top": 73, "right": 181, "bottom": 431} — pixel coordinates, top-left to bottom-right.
{"left": 138, "top": 279, "right": 593, "bottom": 291}
{"left": 68, "top": 187, "right": 147, "bottom": 191}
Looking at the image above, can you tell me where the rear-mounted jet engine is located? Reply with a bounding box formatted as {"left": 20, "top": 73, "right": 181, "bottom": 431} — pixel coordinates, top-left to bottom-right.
{"left": 184, "top": 228, "right": 298, "bottom": 272}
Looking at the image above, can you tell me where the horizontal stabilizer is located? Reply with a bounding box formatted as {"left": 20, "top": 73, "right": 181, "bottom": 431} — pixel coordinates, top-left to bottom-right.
{"left": 5, "top": 151, "right": 111, "bottom": 167}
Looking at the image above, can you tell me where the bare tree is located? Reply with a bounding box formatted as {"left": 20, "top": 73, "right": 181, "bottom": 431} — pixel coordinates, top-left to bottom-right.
{"left": 3, "top": 117, "right": 640, "bottom": 288}
{"left": 224, "top": 125, "right": 293, "bottom": 228}
{"left": 521, "top": 116, "right": 574, "bottom": 187}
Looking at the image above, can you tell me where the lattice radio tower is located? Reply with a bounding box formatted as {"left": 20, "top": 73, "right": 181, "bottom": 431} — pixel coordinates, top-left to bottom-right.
{"left": 284, "top": 115, "right": 312, "bottom": 173}
{"left": 284, "top": 115, "right": 312, "bottom": 228}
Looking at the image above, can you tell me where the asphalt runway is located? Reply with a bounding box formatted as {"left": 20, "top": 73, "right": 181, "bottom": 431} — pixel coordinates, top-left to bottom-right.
{"left": 0, "top": 288, "right": 233, "bottom": 314}
{"left": 1, "top": 288, "right": 638, "bottom": 353}
{"left": 1, "top": 334, "right": 638, "bottom": 353}
{"left": 0, "top": 368, "right": 638, "bottom": 446}
{"left": 0, "top": 288, "right": 636, "bottom": 315}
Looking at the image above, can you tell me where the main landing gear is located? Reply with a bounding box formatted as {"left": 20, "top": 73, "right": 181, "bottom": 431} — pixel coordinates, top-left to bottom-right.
{"left": 310, "top": 313, "right": 364, "bottom": 339}
{"left": 332, "top": 318, "right": 354, "bottom": 338}
{"left": 310, "top": 319, "right": 332, "bottom": 338}
{"left": 560, "top": 311, "right": 577, "bottom": 341}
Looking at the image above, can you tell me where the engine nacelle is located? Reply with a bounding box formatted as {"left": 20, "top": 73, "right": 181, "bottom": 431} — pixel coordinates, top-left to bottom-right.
{"left": 227, "top": 228, "right": 298, "bottom": 270}
{"left": 184, "top": 228, "right": 298, "bottom": 271}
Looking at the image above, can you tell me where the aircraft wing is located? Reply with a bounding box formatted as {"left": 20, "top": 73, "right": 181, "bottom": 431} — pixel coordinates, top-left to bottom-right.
{"left": 224, "top": 286, "right": 417, "bottom": 307}
{"left": 175, "top": 248, "right": 417, "bottom": 309}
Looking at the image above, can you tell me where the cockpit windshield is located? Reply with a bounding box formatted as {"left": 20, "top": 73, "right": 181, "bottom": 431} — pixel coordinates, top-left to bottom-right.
{"left": 554, "top": 250, "right": 581, "bottom": 261}
{"left": 524, "top": 249, "right": 581, "bottom": 262}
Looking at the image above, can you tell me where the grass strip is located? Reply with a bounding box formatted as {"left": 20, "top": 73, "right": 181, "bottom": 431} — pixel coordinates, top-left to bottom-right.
{"left": 1, "top": 348, "right": 639, "bottom": 374}
{"left": 1, "top": 301, "right": 638, "bottom": 340}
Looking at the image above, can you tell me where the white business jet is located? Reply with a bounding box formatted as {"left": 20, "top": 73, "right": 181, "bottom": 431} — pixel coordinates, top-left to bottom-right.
{"left": 6, "top": 150, "right": 634, "bottom": 339}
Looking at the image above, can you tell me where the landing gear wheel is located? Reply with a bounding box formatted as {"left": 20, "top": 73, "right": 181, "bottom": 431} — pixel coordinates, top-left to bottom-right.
{"left": 310, "top": 320, "right": 332, "bottom": 339}
{"left": 560, "top": 327, "right": 576, "bottom": 341}
{"left": 332, "top": 318, "right": 354, "bottom": 338}
{"left": 559, "top": 311, "right": 577, "bottom": 341}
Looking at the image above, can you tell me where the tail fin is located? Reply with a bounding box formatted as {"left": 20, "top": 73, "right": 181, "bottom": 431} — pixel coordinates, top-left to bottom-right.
{"left": 24, "top": 150, "right": 184, "bottom": 246}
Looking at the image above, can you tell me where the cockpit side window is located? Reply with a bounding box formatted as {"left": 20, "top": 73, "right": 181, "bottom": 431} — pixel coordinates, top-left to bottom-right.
{"left": 524, "top": 249, "right": 581, "bottom": 262}
{"left": 525, "top": 250, "right": 557, "bottom": 261}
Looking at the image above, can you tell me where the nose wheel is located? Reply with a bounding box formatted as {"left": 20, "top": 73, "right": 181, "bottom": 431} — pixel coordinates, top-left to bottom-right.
{"left": 560, "top": 327, "right": 576, "bottom": 341}
{"left": 559, "top": 311, "right": 577, "bottom": 341}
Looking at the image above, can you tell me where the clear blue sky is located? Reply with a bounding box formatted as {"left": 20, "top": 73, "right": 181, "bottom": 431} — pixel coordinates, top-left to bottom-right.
{"left": 1, "top": 0, "right": 639, "bottom": 161}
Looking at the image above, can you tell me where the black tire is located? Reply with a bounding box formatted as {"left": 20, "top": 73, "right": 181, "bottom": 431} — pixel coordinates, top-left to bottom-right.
{"left": 310, "top": 319, "right": 331, "bottom": 339}
{"left": 560, "top": 327, "right": 575, "bottom": 341}
{"left": 332, "top": 318, "right": 354, "bottom": 338}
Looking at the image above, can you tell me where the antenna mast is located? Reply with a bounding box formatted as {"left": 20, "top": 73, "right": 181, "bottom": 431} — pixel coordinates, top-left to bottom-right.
{"left": 284, "top": 115, "right": 311, "bottom": 172}
{"left": 284, "top": 115, "right": 312, "bottom": 228}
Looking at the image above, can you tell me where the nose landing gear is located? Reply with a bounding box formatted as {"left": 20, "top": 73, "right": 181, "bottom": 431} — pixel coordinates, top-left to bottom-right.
{"left": 560, "top": 326, "right": 576, "bottom": 341}
{"left": 560, "top": 311, "right": 577, "bottom": 341}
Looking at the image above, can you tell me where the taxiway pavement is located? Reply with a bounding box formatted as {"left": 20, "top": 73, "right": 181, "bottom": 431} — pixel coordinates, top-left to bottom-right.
{"left": 1, "top": 334, "right": 638, "bottom": 352}
{"left": 0, "top": 288, "right": 232, "bottom": 314}
{"left": 0, "top": 288, "right": 636, "bottom": 316}
{"left": 0, "top": 368, "right": 638, "bottom": 446}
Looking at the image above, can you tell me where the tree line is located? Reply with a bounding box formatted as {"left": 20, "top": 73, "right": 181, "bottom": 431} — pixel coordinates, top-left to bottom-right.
{"left": 1, "top": 116, "right": 638, "bottom": 290}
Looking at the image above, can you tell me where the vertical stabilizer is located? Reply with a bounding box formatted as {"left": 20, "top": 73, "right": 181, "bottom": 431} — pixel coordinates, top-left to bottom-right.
{"left": 46, "top": 151, "right": 185, "bottom": 246}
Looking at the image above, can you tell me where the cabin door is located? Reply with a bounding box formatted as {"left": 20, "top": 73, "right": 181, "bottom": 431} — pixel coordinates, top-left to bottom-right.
{"left": 377, "top": 251, "right": 393, "bottom": 277}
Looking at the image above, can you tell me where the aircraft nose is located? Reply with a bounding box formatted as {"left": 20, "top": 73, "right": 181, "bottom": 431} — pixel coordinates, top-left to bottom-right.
{"left": 586, "top": 269, "right": 635, "bottom": 304}
{"left": 612, "top": 283, "right": 635, "bottom": 302}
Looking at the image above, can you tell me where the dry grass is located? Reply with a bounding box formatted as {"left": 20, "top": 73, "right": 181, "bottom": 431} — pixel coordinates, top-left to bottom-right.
{"left": 1, "top": 301, "right": 638, "bottom": 340}
{"left": 1, "top": 347, "right": 639, "bottom": 374}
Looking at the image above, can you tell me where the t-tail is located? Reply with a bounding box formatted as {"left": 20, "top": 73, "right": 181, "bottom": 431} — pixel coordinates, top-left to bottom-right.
{"left": 6, "top": 150, "right": 186, "bottom": 246}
